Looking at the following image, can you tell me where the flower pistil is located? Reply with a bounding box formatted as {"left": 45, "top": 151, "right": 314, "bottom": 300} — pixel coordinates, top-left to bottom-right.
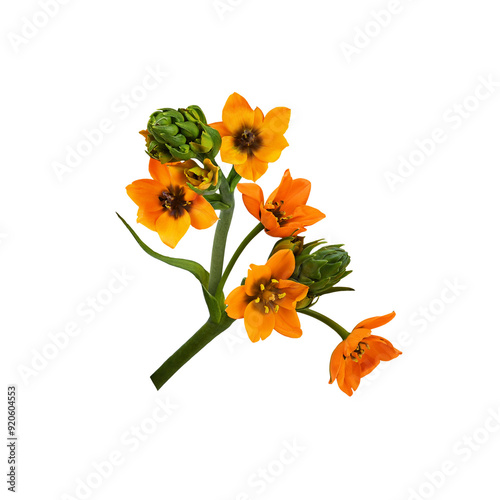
{"left": 158, "top": 186, "right": 191, "bottom": 218}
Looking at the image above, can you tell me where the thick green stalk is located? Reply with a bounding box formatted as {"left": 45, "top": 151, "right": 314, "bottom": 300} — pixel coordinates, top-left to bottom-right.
{"left": 150, "top": 314, "right": 235, "bottom": 390}
{"left": 151, "top": 164, "right": 243, "bottom": 390}
{"left": 216, "top": 222, "right": 264, "bottom": 297}
{"left": 208, "top": 176, "right": 235, "bottom": 295}
{"left": 298, "top": 309, "right": 350, "bottom": 340}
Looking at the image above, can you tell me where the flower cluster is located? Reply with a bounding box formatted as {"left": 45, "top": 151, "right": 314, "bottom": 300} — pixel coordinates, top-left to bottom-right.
{"left": 121, "top": 92, "right": 402, "bottom": 396}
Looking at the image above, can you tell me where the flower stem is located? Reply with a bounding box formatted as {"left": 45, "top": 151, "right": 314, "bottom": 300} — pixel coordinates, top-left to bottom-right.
{"left": 298, "top": 309, "right": 351, "bottom": 340}
{"left": 150, "top": 314, "right": 235, "bottom": 390}
{"left": 216, "top": 222, "right": 264, "bottom": 296}
{"left": 208, "top": 174, "right": 235, "bottom": 295}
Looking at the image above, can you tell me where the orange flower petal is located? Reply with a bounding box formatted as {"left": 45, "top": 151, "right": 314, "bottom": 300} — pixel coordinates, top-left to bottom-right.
{"left": 345, "top": 328, "right": 371, "bottom": 354}
{"left": 237, "top": 183, "right": 264, "bottom": 220}
{"left": 274, "top": 307, "right": 302, "bottom": 338}
{"left": 188, "top": 196, "right": 218, "bottom": 230}
{"left": 281, "top": 178, "right": 311, "bottom": 213}
{"left": 267, "top": 169, "right": 293, "bottom": 205}
{"left": 245, "top": 264, "right": 272, "bottom": 297}
{"left": 209, "top": 121, "right": 231, "bottom": 137}
{"left": 168, "top": 165, "right": 189, "bottom": 188}
{"left": 148, "top": 158, "right": 173, "bottom": 185}
{"left": 266, "top": 250, "right": 295, "bottom": 280}
{"left": 155, "top": 210, "right": 191, "bottom": 249}
{"left": 225, "top": 286, "right": 251, "bottom": 319}
{"left": 369, "top": 336, "right": 402, "bottom": 361}
{"left": 221, "top": 136, "right": 248, "bottom": 165}
{"left": 137, "top": 208, "right": 164, "bottom": 231}
{"left": 265, "top": 225, "right": 303, "bottom": 238}
{"left": 359, "top": 350, "right": 381, "bottom": 377}
{"left": 222, "top": 93, "right": 255, "bottom": 134}
{"left": 276, "top": 280, "right": 309, "bottom": 309}
{"left": 263, "top": 106, "right": 291, "bottom": 135}
{"left": 336, "top": 362, "right": 353, "bottom": 396}
{"left": 289, "top": 205, "right": 326, "bottom": 226}
{"left": 183, "top": 186, "right": 198, "bottom": 202}
{"left": 126, "top": 179, "right": 164, "bottom": 212}
{"left": 253, "top": 128, "right": 289, "bottom": 163}
{"left": 260, "top": 205, "right": 280, "bottom": 232}
{"left": 235, "top": 155, "right": 268, "bottom": 182}
{"left": 354, "top": 312, "right": 396, "bottom": 331}
{"left": 244, "top": 299, "right": 275, "bottom": 342}
{"left": 253, "top": 107, "right": 264, "bottom": 129}
{"left": 329, "top": 343, "right": 345, "bottom": 384}
{"left": 344, "top": 358, "right": 361, "bottom": 394}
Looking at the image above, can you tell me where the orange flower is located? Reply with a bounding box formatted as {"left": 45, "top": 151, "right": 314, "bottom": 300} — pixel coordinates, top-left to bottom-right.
{"left": 126, "top": 158, "right": 218, "bottom": 249}
{"left": 210, "top": 93, "right": 290, "bottom": 181}
{"left": 225, "top": 250, "right": 309, "bottom": 342}
{"left": 237, "top": 169, "right": 325, "bottom": 237}
{"left": 329, "top": 312, "right": 402, "bottom": 396}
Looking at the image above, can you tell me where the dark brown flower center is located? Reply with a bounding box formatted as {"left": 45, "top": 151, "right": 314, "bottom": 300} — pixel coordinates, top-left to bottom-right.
{"left": 159, "top": 186, "right": 191, "bottom": 218}
{"left": 236, "top": 128, "right": 262, "bottom": 152}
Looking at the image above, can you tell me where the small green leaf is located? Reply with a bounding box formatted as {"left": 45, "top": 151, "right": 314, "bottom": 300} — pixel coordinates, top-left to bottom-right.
{"left": 227, "top": 167, "right": 242, "bottom": 192}
{"left": 202, "top": 286, "right": 222, "bottom": 323}
{"left": 204, "top": 194, "right": 222, "bottom": 202}
{"left": 210, "top": 201, "right": 231, "bottom": 210}
{"left": 201, "top": 123, "right": 222, "bottom": 157}
{"left": 202, "top": 194, "right": 230, "bottom": 210}
{"left": 185, "top": 105, "right": 207, "bottom": 124}
{"left": 186, "top": 182, "right": 217, "bottom": 196}
{"left": 318, "top": 286, "right": 355, "bottom": 295}
{"left": 117, "top": 213, "right": 209, "bottom": 288}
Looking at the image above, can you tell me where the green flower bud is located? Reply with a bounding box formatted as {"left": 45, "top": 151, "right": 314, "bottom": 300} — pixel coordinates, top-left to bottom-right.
{"left": 180, "top": 105, "right": 207, "bottom": 124}
{"left": 269, "top": 236, "right": 305, "bottom": 257}
{"left": 143, "top": 106, "right": 221, "bottom": 163}
{"left": 295, "top": 296, "right": 313, "bottom": 310}
{"left": 292, "top": 240, "right": 352, "bottom": 304}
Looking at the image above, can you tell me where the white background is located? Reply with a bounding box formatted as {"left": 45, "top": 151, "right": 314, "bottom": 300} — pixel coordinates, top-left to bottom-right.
{"left": 2, "top": 1, "right": 500, "bottom": 499}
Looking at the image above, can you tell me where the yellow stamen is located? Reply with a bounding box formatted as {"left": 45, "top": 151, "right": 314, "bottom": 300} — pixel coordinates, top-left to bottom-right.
{"left": 260, "top": 284, "right": 265, "bottom": 291}
{"left": 275, "top": 305, "right": 279, "bottom": 312}
{"left": 255, "top": 297, "right": 260, "bottom": 303}
{"left": 264, "top": 306, "right": 270, "bottom": 314}
{"left": 271, "top": 279, "right": 279, "bottom": 284}
{"left": 278, "top": 293, "right": 286, "bottom": 299}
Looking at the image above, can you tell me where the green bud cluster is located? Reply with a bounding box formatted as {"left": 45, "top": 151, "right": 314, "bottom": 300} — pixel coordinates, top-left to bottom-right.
{"left": 143, "top": 106, "right": 221, "bottom": 163}
{"left": 293, "top": 240, "right": 351, "bottom": 294}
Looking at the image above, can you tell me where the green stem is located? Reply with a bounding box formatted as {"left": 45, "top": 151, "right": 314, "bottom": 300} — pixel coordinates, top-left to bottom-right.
{"left": 150, "top": 314, "right": 235, "bottom": 390}
{"left": 298, "top": 309, "right": 351, "bottom": 340}
{"left": 216, "top": 222, "right": 264, "bottom": 296}
{"left": 207, "top": 175, "right": 235, "bottom": 295}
